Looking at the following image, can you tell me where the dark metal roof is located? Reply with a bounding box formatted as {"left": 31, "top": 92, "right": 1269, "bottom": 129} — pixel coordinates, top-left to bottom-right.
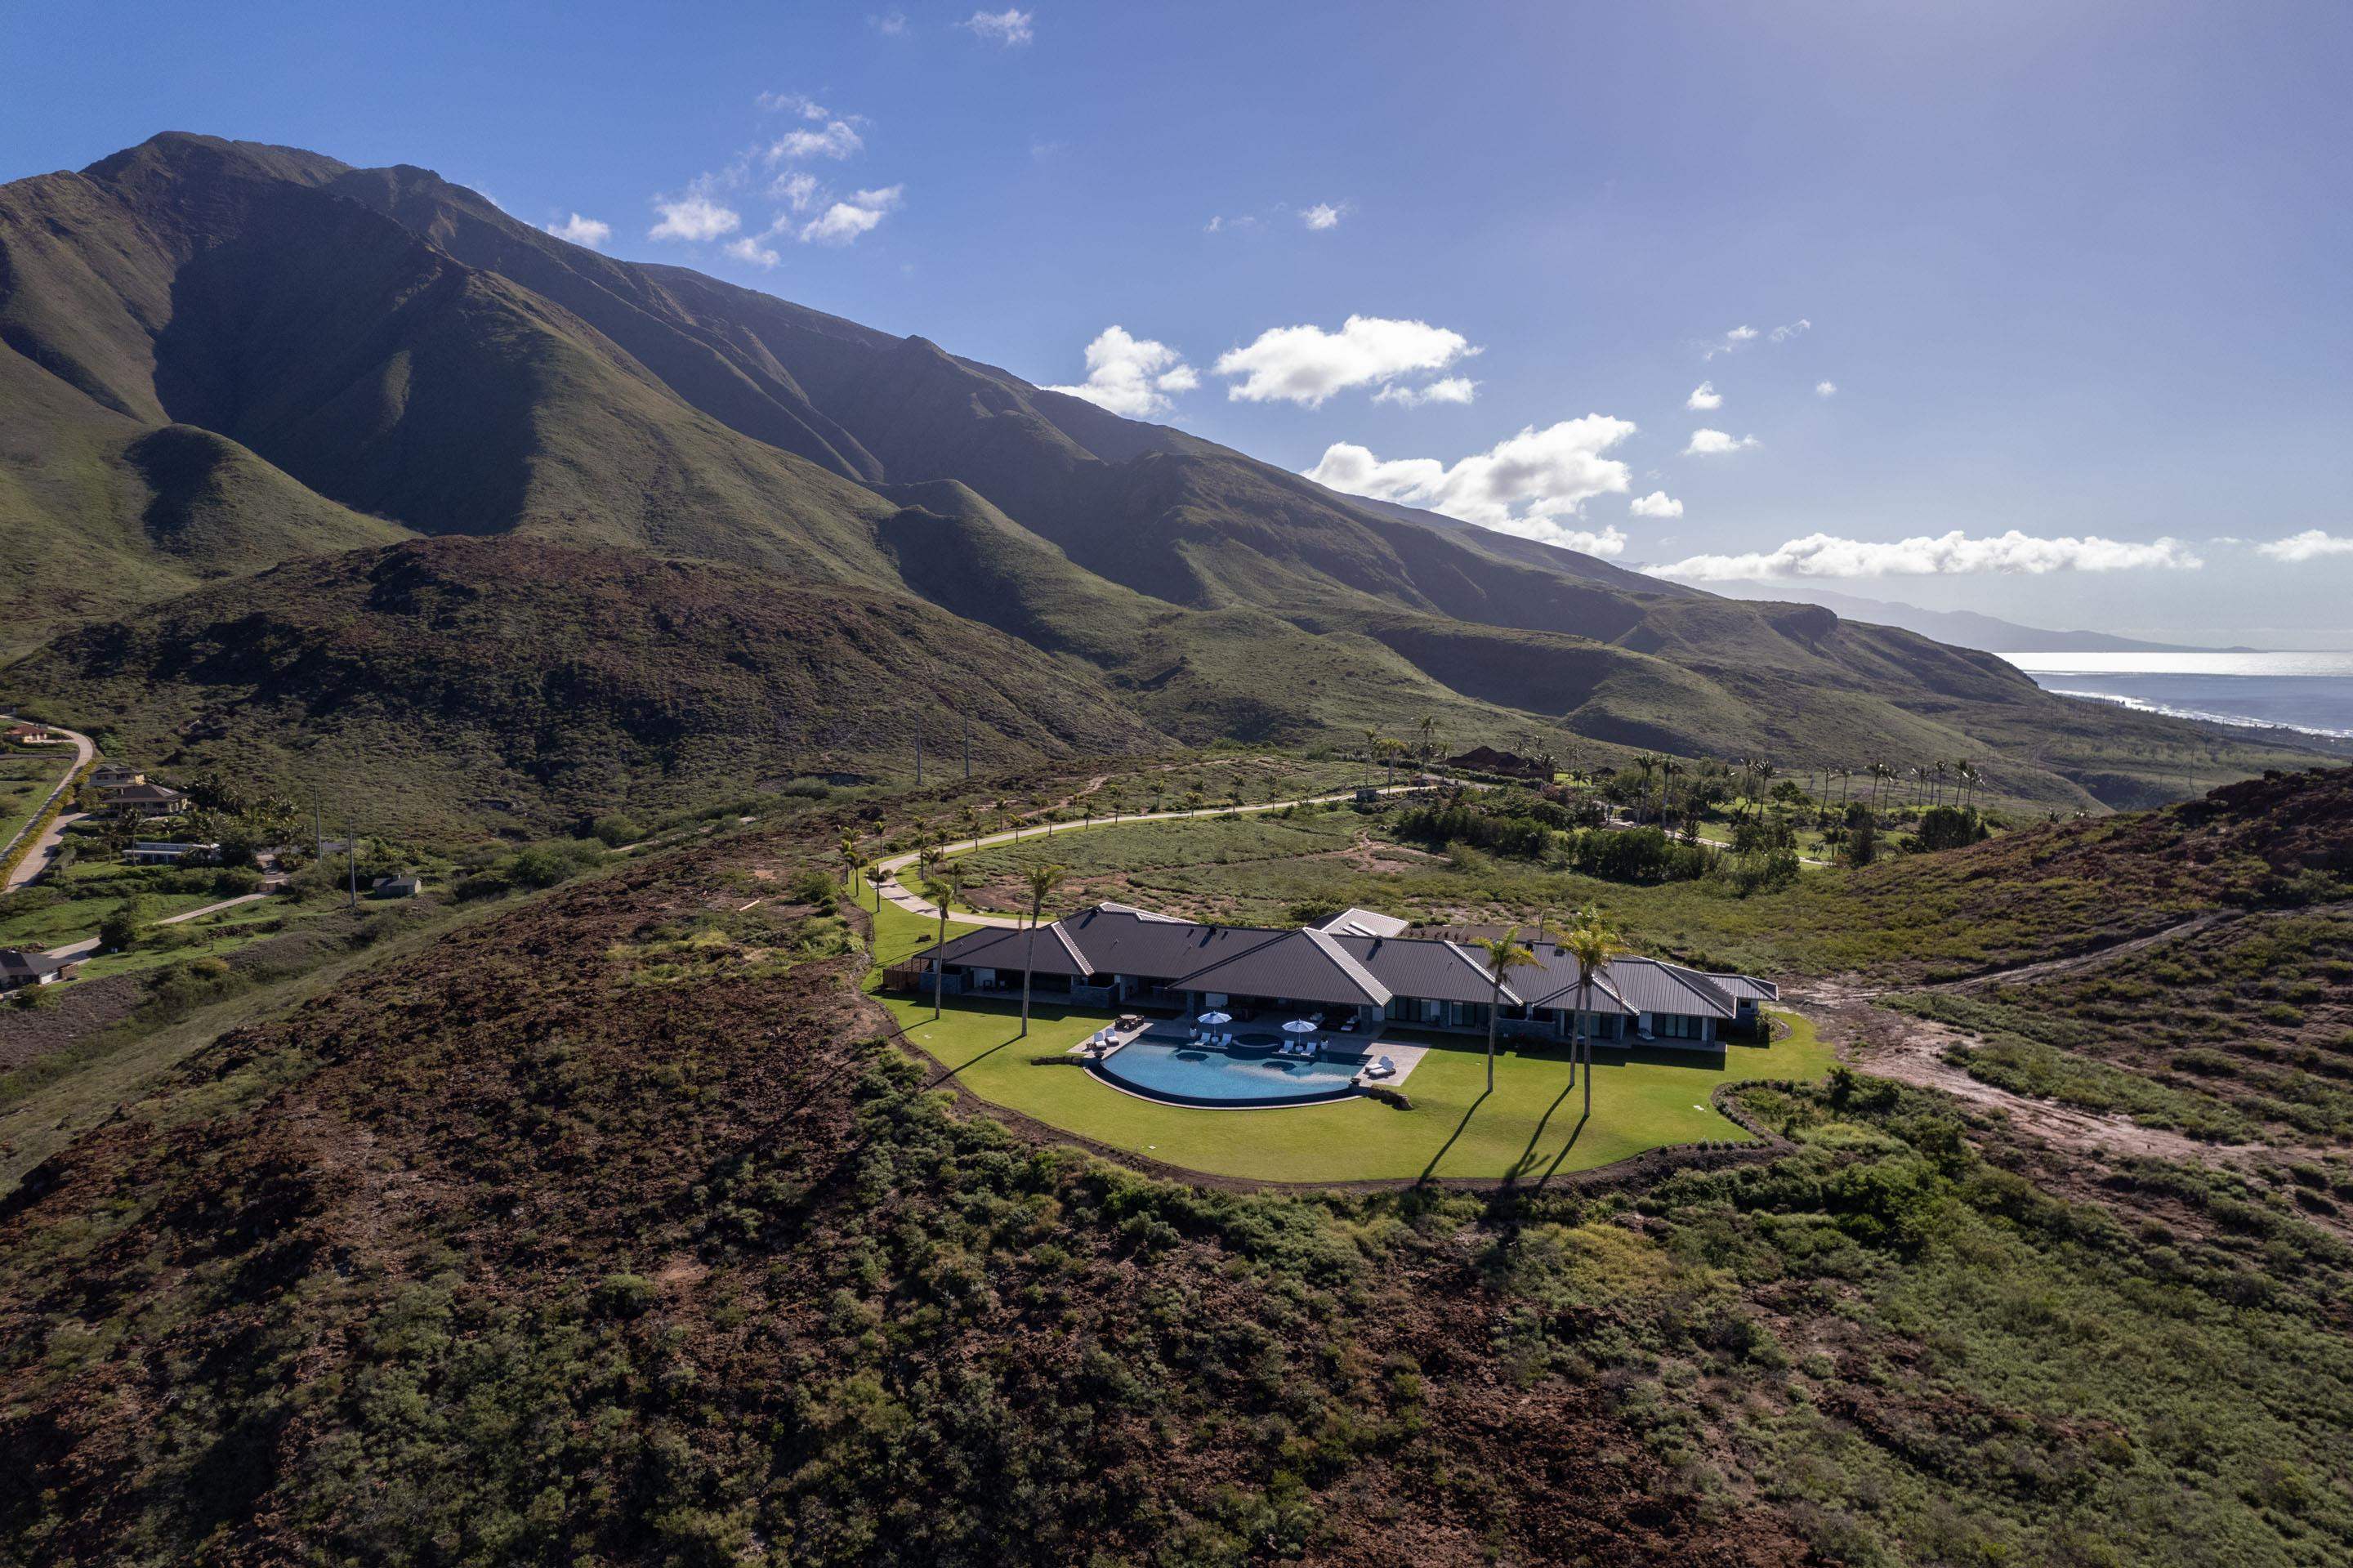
{"left": 1595, "top": 958, "right": 1739, "bottom": 1021}
{"left": 1337, "top": 935, "right": 1519, "bottom": 1005}
{"left": 922, "top": 904, "right": 1767, "bottom": 1021}
{"left": 926, "top": 922, "right": 1091, "bottom": 976}
{"left": 0, "top": 949, "right": 70, "bottom": 979}
{"left": 1709, "top": 973, "right": 1780, "bottom": 1002}
{"left": 1170, "top": 930, "right": 1391, "bottom": 1008}
{"left": 1058, "top": 905, "right": 1257, "bottom": 978}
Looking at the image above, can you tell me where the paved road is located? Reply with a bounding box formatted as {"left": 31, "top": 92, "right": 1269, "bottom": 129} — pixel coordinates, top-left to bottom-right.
{"left": 873, "top": 782, "right": 1451, "bottom": 929}
{"left": 0, "top": 716, "right": 96, "bottom": 893}
{"left": 42, "top": 890, "right": 278, "bottom": 962}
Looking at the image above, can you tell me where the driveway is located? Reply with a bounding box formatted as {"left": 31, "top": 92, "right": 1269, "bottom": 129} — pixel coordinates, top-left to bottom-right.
{"left": 42, "top": 890, "right": 278, "bottom": 962}
{"left": 874, "top": 781, "right": 1458, "bottom": 927}
{"left": 1, "top": 715, "right": 96, "bottom": 893}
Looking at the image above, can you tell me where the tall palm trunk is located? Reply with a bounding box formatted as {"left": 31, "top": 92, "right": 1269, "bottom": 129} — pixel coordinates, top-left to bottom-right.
{"left": 1019, "top": 924, "right": 1038, "bottom": 1038}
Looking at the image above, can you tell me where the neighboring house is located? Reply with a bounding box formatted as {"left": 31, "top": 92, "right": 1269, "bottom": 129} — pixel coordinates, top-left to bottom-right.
{"left": 5, "top": 723, "right": 58, "bottom": 745}
{"left": 0, "top": 949, "right": 78, "bottom": 991}
{"left": 123, "top": 841, "right": 221, "bottom": 866}
{"left": 373, "top": 873, "right": 424, "bottom": 898}
{"left": 90, "top": 764, "right": 145, "bottom": 789}
{"left": 102, "top": 782, "right": 187, "bottom": 817}
{"left": 918, "top": 902, "right": 1771, "bottom": 1048}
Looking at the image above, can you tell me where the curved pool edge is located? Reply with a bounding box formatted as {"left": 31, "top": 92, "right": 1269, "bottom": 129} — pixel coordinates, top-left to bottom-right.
{"left": 1085, "top": 1058, "right": 1367, "bottom": 1111}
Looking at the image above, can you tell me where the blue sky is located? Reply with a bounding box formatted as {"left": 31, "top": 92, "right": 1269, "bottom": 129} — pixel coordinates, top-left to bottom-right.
{"left": 6, "top": 1, "right": 2348, "bottom": 644}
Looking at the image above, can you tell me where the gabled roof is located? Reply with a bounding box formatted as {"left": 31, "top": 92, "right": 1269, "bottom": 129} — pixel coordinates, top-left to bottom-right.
{"left": 1709, "top": 973, "right": 1780, "bottom": 1002}
{"left": 926, "top": 922, "right": 1093, "bottom": 976}
{"left": 1594, "top": 958, "right": 1740, "bottom": 1021}
{"left": 0, "top": 949, "right": 70, "bottom": 979}
{"left": 1058, "top": 904, "right": 1254, "bottom": 977}
{"left": 104, "top": 782, "right": 182, "bottom": 802}
{"left": 1172, "top": 929, "right": 1391, "bottom": 1008}
{"left": 1337, "top": 934, "right": 1522, "bottom": 1006}
{"left": 1308, "top": 905, "right": 1409, "bottom": 939}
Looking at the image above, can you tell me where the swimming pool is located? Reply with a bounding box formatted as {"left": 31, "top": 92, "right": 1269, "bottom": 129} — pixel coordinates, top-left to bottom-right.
{"left": 1091, "top": 1031, "right": 1368, "bottom": 1108}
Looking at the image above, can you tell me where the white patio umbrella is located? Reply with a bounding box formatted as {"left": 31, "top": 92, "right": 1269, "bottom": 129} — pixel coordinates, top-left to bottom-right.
{"left": 1280, "top": 1019, "right": 1318, "bottom": 1036}
{"left": 1197, "top": 1010, "right": 1232, "bottom": 1025}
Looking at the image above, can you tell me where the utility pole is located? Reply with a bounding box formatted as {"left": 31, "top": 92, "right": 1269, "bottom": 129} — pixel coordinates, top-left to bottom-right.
{"left": 346, "top": 815, "right": 358, "bottom": 911}
{"left": 962, "top": 713, "right": 971, "bottom": 780}
{"left": 312, "top": 790, "right": 324, "bottom": 867}
{"left": 914, "top": 728, "right": 922, "bottom": 788}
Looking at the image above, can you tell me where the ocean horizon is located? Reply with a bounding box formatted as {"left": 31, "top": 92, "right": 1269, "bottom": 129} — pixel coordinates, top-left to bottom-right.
{"left": 2001, "top": 650, "right": 2353, "bottom": 740}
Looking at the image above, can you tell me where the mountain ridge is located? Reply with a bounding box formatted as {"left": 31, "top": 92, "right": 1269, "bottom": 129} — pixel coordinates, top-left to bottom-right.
{"left": 0, "top": 131, "right": 2331, "bottom": 824}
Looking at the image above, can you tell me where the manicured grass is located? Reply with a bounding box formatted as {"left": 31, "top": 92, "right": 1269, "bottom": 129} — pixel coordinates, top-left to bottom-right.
{"left": 879, "top": 994, "right": 1829, "bottom": 1184}
{"left": 0, "top": 748, "right": 71, "bottom": 855}
{"left": 864, "top": 873, "right": 1832, "bottom": 1183}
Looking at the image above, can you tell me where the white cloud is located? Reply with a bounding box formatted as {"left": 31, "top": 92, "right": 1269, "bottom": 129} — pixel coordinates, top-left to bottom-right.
{"left": 1303, "top": 414, "right": 1638, "bottom": 549}
{"left": 1685, "top": 381, "right": 1722, "bottom": 411}
{"left": 963, "top": 7, "right": 1034, "bottom": 44}
{"left": 2255, "top": 529, "right": 2353, "bottom": 563}
{"left": 546, "top": 212, "right": 611, "bottom": 248}
{"left": 1043, "top": 325, "right": 1199, "bottom": 418}
{"left": 1703, "top": 324, "right": 1758, "bottom": 360}
{"left": 773, "top": 171, "right": 820, "bottom": 211}
{"left": 757, "top": 92, "right": 831, "bottom": 119}
{"left": 1373, "top": 376, "right": 1478, "bottom": 408}
{"left": 1815, "top": 379, "right": 1838, "bottom": 397}
{"left": 1214, "top": 315, "right": 1478, "bottom": 406}
{"left": 799, "top": 184, "right": 902, "bottom": 244}
{"left": 1205, "top": 213, "right": 1259, "bottom": 234}
{"left": 649, "top": 193, "right": 741, "bottom": 242}
{"left": 1653, "top": 529, "right": 2205, "bottom": 581}
{"left": 1302, "top": 202, "right": 1346, "bottom": 230}
{"left": 872, "top": 10, "right": 909, "bottom": 34}
{"left": 1703, "top": 318, "right": 1810, "bottom": 359}
{"left": 769, "top": 120, "right": 864, "bottom": 161}
{"left": 1683, "top": 428, "right": 1760, "bottom": 456}
{"left": 1629, "top": 491, "right": 1683, "bottom": 519}
{"left": 724, "top": 235, "right": 781, "bottom": 268}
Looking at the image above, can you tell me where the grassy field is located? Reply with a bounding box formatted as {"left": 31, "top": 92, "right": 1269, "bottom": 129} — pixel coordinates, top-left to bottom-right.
{"left": 864, "top": 898, "right": 1832, "bottom": 1183}
{"left": 0, "top": 747, "right": 71, "bottom": 856}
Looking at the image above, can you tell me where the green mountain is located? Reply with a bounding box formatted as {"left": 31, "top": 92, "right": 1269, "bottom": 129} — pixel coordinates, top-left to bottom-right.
{"left": 1, "top": 132, "right": 2330, "bottom": 824}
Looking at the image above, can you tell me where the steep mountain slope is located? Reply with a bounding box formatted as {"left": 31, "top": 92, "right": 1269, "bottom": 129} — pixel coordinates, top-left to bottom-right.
{"left": 1, "top": 132, "right": 2328, "bottom": 813}
{"left": 6, "top": 537, "right": 1171, "bottom": 831}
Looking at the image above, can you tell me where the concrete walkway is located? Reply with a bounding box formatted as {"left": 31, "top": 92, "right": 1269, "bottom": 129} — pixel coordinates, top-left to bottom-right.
{"left": 874, "top": 782, "right": 1451, "bottom": 928}
{"left": 43, "top": 891, "right": 277, "bottom": 962}
{"left": 1, "top": 715, "right": 96, "bottom": 893}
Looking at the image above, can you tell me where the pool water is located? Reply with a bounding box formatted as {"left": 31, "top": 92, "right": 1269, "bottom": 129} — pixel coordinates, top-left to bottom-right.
{"left": 1092, "top": 1032, "right": 1368, "bottom": 1107}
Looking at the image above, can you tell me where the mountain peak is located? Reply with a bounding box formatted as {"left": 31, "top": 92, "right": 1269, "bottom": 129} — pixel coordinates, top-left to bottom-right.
{"left": 83, "top": 131, "right": 351, "bottom": 190}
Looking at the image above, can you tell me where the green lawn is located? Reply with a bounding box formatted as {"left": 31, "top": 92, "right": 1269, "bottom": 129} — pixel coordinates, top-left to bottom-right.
{"left": 864, "top": 898, "right": 1832, "bottom": 1184}
{"left": 0, "top": 747, "right": 71, "bottom": 855}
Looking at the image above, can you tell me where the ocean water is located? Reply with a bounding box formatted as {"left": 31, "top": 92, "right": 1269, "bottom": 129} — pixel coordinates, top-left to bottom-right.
{"left": 2002, "top": 651, "right": 2353, "bottom": 739}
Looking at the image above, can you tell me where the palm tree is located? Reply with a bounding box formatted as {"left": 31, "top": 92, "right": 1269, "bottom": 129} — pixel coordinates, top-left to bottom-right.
{"left": 1362, "top": 727, "right": 1382, "bottom": 788}
{"left": 1475, "top": 926, "right": 1535, "bottom": 1093}
{"left": 1931, "top": 760, "right": 1949, "bottom": 807}
{"left": 1561, "top": 914, "right": 1623, "bottom": 1121}
{"left": 1418, "top": 713, "right": 1440, "bottom": 771}
{"left": 848, "top": 852, "right": 874, "bottom": 911}
{"left": 933, "top": 863, "right": 966, "bottom": 1019}
{"left": 1017, "top": 863, "right": 1067, "bottom": 1039}
{"left": 837, "top": 833, "right": 859, "bottom": 888}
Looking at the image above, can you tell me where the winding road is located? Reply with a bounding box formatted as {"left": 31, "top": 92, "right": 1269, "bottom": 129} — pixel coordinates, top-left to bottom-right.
{"left": 1, "top": 716, "right": 96, "bottom": 893}
{"left": 873, "top": 781, "right": 1451, "bottom": 927}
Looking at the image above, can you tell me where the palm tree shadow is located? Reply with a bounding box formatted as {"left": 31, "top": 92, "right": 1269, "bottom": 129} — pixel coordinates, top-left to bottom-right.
{"left": 1531, "top": 1109, "right": 1591, "bottom": 1189}
{"left": 1503, "top": 1074, "right": 1579, "bottom": 1184}
{"left": 1418, "top": 1087, "right": 1492, "bottom": 1184}
{"left": 920, "top": 1024, "right": 1034, "bottom": 1089}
